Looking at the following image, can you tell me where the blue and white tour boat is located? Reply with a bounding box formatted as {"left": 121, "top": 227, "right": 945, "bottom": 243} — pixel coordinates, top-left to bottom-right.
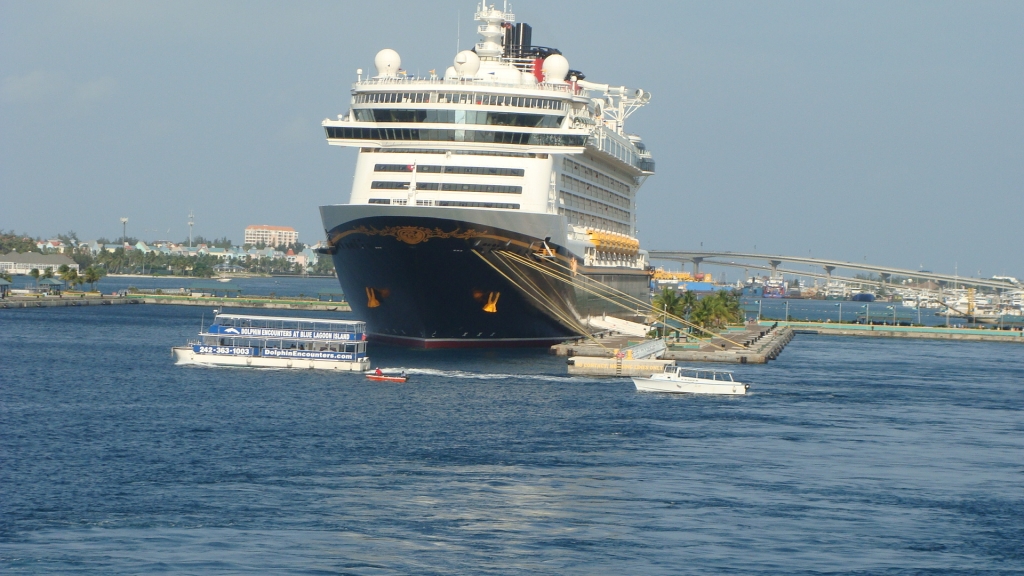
{"left": 172, "top": 313, "right": 371, "bottom": 371}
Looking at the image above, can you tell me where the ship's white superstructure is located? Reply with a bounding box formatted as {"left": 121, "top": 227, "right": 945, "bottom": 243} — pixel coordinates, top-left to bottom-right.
{"left": 323, "top": 3, "right": 653, "bottom": 270}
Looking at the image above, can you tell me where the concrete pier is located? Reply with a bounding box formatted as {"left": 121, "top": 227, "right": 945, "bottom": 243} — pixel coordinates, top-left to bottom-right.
{"left": 552, "top": 323, "right": 795, "bottom": 364}
{"left": 767, "top": 321, "right": 1024, "bottom": 343}
{"left": 567, "top": 357, "right": 676, "bottom": 377}
{"left": 0, "top": 297, "right": 137, "bottom": 309}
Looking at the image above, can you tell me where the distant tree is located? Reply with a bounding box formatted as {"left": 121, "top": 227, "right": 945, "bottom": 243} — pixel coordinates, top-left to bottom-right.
{"left": 57, "top": 231, "right": 80, "bottom": 245}
{"left": 72, "top": 252, "right": 94, "bottom": 268}
{"left": 0, "top": 231, "right": 39, "bottom": 253}
{"left": 83, "top": 266, "right": 102, "bottom": 291}
{"left": 690, "top": 290, "right": 742, "bottom": 330}
{"left": 0, "top": 270, "right": 11, "bottom": 283}
{"left": 679, "top": 290, "right": 698, "bottom": 320}
{"left": 191, "top": 257, "right": 215, "bottom": 278}
{"left": 30, "top": 268, "right": 40, "bottom": 287}
{"left": 311, "top": 256, "right": 336, "bottom": 276}
{"left": 59, "top": 265, "right": 76, "bottom": 284}
{"left": 652, "top": 287, "right": 684, "bottom": 318}
{"left": 42, "top": 267, "right": 54, "bottom": 279}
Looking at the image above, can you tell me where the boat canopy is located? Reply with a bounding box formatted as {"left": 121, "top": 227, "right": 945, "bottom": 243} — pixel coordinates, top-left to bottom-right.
{"left": 663, "top": 365, "right": 735, "bottom": 381}
{"left": 213, "top": 313, "right": 365, "bottom": 333}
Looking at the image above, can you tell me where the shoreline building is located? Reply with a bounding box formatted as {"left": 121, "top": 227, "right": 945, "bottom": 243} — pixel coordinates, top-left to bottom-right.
{"left": 244, "top": 225, "right": 298, "bottom": 247}
{"left": 0, "top": 252, "right": 80, "bottom": 275}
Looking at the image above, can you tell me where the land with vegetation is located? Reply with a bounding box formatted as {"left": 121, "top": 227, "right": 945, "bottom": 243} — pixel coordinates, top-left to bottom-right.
{"left": 1, "top": 230, "right": 336, "bottom": 281}
{"left": 650, "top": 287, "right": 743, "bottom": 338}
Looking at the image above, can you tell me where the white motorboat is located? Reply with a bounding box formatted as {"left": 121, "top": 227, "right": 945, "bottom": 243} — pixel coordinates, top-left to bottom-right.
{"left": 632, "top": 365, "right": 749, "bottom": 395}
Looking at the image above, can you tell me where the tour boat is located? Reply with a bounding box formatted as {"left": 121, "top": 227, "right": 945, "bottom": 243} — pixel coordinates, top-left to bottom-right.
{"left": 172, "top": 313, "right": 370, "bottom": 371}
{"left": 633, "top": 365, "right": 749, "bottom": 395}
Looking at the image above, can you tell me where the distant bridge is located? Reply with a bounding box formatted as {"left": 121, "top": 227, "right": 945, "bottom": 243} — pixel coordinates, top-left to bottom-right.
{"left": 647, "top": 251, "right": 1017, "bottom": 291}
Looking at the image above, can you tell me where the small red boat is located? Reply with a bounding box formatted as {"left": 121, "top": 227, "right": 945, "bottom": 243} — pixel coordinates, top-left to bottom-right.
{"left": 365, "top": 373, "right": 408, "bottom": 383}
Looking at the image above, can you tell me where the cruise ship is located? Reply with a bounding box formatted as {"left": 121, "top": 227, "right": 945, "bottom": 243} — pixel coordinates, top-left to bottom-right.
{"left": 319, "top": 3, "right": 655, "bottom": 348}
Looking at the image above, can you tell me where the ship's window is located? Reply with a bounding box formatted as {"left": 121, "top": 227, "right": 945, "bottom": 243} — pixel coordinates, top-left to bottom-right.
{"left": 415, "top": 182, "right": 440, "bottom": 190}
{"left": 370, "top": 181, "right": 409, "bottom": 189}
{"left": 415, "top": 165, "right": 523, "bottom": 177}
{"left": 359, "top": 109, "right": 562, "bottom": 128}
{"left": 368, "top": 198, "right": 391, "bottom": 204}
{"left": 441, "top": 183, "right": 522, "bottom": 194}
{"left": 374, "top": 163, "right": 413, "bottom": 172}
{"left": 435, "top": 201, "right": 519, "bottom": 209}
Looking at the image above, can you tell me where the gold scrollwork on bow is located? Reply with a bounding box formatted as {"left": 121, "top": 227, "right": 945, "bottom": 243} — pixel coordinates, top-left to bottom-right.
{"left": 341, "top": 225, "right": 489, "bottom": 245}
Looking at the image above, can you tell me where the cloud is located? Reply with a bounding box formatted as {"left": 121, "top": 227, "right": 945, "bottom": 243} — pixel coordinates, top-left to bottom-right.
{"left": 1, "top": 70, "right": 65, "bottom": 103}
{"left": 75, "top": 77, "right": 116, "bottom": 102}
{"left": 280, "top": 116, "right": 312, "bottom": 144}
{"left": 1, "top": 71, "right": 116, "bottom": 105}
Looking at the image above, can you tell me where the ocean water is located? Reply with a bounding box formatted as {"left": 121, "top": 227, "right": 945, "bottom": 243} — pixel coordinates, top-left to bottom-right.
{"left": 1, "top": 305, "right": 1022, "bottom": 574}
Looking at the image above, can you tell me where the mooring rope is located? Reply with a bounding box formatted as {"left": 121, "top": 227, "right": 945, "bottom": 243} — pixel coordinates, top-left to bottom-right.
{"left": 496, "top": 250, "right": 748, "bottom": 349}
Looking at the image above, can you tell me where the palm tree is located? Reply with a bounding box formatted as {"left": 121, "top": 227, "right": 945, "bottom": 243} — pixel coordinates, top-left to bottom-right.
{"left": 651, "top": 287, "right": 685, "bottom": 337}
{"left": 42, "top": 267, "right": 54, "bottom": 279}
{"left": 83, "top": 266, "right": 102, "bottom": 291}
{"left": 679, "top": 290, "right": 698, "bottom": 320}
{"left": 60, "top": 267, "right": 78, "bottom": 289}
{"left": 691, "top": 290, "right": 742, "bottom": 330}
{"left": 29, "top": 268, "right": 40, "bottom": 288}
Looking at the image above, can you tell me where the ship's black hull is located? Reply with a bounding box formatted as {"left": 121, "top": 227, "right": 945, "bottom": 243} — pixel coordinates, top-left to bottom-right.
{"left": 325, "top": 214, "right": 583, "bottom": 347}
{"left": 321, "top": 207, "right": 652, "bottom": 348}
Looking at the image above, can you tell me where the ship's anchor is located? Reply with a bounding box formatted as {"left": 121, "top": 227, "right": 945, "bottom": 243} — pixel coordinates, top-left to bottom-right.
{"left": 483, "top": 291, "right": 500, "bottom": 313}
{"left": 366, "top": 287, "right": 380, "bottom": 308}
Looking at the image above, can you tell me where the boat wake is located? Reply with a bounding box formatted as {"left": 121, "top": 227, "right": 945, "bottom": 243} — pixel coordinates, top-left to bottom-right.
{"left": 382, "top": 367, "right": 600, "bottom": 383}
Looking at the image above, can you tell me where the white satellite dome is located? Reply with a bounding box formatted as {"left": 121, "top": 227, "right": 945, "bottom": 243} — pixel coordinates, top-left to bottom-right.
{"left": 453, "top": 50, "right": 481, "bottom": 77}
{"left": 443, "top": 66, "right": 458, "bottom": 81}
{"left": 542, "top": 54, "right": 570, "bottom": 83}
{"left": 374, "top": 48, "right": 401, "bottom": 77}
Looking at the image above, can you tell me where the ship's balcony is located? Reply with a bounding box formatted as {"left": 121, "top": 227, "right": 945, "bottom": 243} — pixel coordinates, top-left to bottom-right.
{"left": 355, "top": 76, "right": 578, "bottom": 95}
{"left": 586, "top": 126, "right": 654, "bottom": 175}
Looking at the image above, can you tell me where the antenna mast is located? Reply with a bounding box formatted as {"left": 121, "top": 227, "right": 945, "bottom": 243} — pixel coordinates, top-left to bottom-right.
{"left": 188, "top": 210, "right": 194, "bottom": 248}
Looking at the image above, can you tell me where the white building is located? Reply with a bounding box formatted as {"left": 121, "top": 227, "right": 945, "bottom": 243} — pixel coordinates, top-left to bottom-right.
{"left": 244, "top": 225, "right": 298, "bottom": 247}
{"left": 0, "top": 252, "right": 80, "bottom": 275}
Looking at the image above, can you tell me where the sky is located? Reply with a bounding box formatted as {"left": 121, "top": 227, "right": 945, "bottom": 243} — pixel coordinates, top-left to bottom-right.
{"left": 2, "top": 1, "right": 1021, "bottom": 278}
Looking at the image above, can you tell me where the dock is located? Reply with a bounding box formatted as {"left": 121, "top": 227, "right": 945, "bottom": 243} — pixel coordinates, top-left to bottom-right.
{"left": 767, "top": 321, "right": 1024, "bottom": 343}
{"left": 552, "top": 322, "right": 795, "bottom": 365}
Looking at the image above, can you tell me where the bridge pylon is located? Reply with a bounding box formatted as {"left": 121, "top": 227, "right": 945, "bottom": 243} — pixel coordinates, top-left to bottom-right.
{"left": 692, "top": 257, "right": 704, "bottom": 276}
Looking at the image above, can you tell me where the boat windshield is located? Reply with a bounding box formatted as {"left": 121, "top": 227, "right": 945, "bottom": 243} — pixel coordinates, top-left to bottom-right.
{"left": 213, "top": 313, "right": 365, "bottom": 334}
{"left": 679, "top": 368, "right": 734, "bottom": 382}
